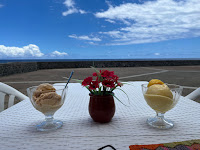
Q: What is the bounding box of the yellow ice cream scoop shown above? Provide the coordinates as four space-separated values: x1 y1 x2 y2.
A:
148 79 164 87
146 84 173 99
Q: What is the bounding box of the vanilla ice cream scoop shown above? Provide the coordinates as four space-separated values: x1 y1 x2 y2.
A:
146 84 173 99
34 92 61 106
33 83 56 98
33 83 61 107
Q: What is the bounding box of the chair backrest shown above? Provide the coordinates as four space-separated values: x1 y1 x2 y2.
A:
0 82 28 112
185 87 200 100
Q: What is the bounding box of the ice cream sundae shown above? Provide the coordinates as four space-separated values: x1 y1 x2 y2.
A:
32 83 62 114
144 79 173 113
142 79 183 129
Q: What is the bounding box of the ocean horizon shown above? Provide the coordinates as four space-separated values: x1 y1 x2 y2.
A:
0 58 200 64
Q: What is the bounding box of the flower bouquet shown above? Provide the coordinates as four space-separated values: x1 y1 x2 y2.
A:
82 69 123 94
82 68 127 123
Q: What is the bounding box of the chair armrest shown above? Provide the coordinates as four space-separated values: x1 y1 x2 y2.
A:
185 88 200 100
0 82 28 100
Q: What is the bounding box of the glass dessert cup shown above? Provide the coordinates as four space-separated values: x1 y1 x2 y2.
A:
27 85 67 131
141 83 183 129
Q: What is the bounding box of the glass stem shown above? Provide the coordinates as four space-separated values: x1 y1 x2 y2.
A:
45 115 54 124
156 112 165 120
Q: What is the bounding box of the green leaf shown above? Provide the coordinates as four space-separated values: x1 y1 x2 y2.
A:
98 86 102 94
116 88 130 105
90 66 103 82
90 66 100 74
121 82 135 86
85 86 93 94
93 91 98 95
109 93 128 107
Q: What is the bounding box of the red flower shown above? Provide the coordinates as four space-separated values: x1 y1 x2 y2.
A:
101 70 114 78
112 75 119 82
82 69 123 96
89 80 99 90
93 72 97 76
82 77 93 86
102 79 115 88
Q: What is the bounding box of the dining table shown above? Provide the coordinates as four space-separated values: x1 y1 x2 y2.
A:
0 81 200 150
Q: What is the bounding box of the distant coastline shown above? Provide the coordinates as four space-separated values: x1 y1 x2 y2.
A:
1 58 200 64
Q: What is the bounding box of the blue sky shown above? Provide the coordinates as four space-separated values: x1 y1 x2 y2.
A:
0 0 200 59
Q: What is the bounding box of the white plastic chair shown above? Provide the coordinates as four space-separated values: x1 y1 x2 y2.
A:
0 82 28 112
185 87 200 100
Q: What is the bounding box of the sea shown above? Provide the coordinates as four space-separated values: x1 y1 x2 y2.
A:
0 58 200 64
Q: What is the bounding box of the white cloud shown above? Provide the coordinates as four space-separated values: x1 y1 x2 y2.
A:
62 8 78 16
69 34 101 41
0 44 69 58
79 9 86 14
0 44 44 57
94 0 200 45
63 0 74 7
62 0 86 16
50 51 68 57
0 4 4 8
87 41 99 45
105 19 116 24
154 53 160 56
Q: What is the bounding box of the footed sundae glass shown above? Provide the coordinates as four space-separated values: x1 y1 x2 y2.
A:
141 83 183 129
27 85 67 131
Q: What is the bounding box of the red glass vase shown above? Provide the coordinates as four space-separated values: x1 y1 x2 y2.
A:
89 93 115 123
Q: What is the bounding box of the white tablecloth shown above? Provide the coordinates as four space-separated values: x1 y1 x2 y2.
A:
0 82 200 150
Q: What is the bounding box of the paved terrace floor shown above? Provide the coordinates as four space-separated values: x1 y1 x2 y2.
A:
0 66 200 108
